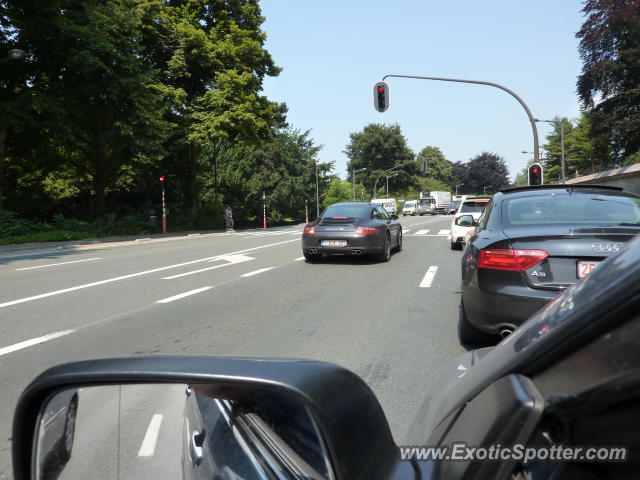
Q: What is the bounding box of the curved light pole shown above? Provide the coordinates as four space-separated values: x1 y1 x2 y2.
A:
454 183 464 195
483 185 492 195
385 173 398 197
382 74 540 164
373 162 413 199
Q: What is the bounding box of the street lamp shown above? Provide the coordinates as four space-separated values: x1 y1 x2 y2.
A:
536 118 565 183
373 162 413 198
483 185 492 195
454 183 464 195
352 167 366 200
385 173 398 197
0 49 26 65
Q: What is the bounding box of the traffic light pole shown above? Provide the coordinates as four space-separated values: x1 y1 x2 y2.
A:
373 162 411 199
382 74 540 164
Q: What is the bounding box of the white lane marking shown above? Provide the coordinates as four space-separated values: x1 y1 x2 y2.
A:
138 414 163 456
0 330 74 357
157 287 212 304
241 267 274 277
402 229 411 234
163 255 255 280
0 238 298 309
405 234 451 237
14 257 101 271
419 266 439 288
294 257 305 261
438 229 451 235
415 229 430 235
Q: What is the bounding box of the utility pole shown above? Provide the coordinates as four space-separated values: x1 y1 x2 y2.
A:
315 162 320 217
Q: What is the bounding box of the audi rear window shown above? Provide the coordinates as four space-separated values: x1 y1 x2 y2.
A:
322 205 371 218
504 194 640 226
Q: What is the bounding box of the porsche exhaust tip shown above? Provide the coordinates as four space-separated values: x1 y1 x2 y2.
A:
308 248 318 254
351 249 363 255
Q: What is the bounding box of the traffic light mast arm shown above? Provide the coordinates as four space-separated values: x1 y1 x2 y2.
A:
381 74 540 164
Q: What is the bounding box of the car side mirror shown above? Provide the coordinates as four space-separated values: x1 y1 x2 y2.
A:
456 215 474 227
13 357 415 480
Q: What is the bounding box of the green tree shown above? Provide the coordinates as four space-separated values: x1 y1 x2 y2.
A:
139 0 284 226
577 0 640 165
344 123 416 197
460 152 510 194
322 178 365 206
6 0 168 218
416 146 453 185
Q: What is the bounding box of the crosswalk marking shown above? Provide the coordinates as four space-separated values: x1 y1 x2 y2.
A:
438 229 451 235
415 229 430 235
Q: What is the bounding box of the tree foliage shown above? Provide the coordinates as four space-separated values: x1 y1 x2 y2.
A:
577 0 640 164
344 123 417 198
454 153 510 195
416 146 453 185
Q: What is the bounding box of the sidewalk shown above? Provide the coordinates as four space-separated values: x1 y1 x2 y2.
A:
0 223 306 258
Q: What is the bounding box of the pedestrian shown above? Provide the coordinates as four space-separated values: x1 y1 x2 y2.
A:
224 205 234 231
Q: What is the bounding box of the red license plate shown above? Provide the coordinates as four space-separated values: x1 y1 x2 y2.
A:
577 260 600 278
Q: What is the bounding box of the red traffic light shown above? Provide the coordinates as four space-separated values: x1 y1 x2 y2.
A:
377 86 384 93
159 176 165 183
532 167 539 174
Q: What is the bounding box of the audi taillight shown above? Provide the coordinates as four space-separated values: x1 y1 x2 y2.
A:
355 226 378 234
478 249 548 271
303 226 316 234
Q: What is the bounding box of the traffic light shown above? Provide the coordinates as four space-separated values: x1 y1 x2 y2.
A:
159 176 165 183
528 163 543 185
373 81 389 112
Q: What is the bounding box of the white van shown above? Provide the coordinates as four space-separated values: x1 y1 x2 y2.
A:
402 200 418 216
371 198 398 216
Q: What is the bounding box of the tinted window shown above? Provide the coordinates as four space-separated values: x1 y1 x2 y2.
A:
375 207 390 219
460 201 488 213
322 205 371 218
476 199 494 231
503 193 640 225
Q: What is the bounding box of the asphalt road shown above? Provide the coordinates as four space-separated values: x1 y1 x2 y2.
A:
0 214 465 479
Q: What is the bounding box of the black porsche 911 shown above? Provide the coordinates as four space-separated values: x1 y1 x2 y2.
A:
460 184 640 347
301 202 402 262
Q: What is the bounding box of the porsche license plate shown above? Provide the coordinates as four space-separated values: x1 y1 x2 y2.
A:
577 260 600 278
321 240 347 247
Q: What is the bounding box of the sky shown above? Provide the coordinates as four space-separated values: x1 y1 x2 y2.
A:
259 0 586 181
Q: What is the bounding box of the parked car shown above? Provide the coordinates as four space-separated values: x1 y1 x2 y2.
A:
459 185 640 346
450 197 490 250
301 202 402 262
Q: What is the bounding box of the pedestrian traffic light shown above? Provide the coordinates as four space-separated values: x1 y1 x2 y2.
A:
373 81 389 112
159 176 165 183
528 163 543 185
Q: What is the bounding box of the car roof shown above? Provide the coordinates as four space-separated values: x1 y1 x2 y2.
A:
462 197 491 202
500 184 624 195
329 202 375 207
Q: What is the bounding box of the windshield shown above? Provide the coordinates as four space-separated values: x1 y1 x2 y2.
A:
460 201 488 213
504 193 640 226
